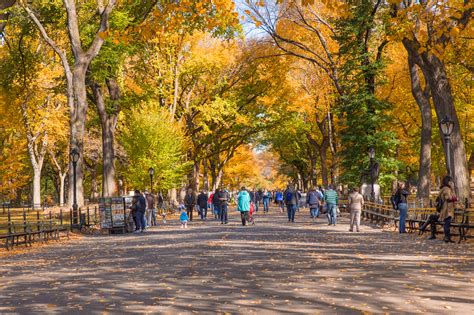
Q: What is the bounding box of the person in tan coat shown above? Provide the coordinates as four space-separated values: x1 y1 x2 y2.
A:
348 187 364 232
419 175 457 242
438 176 457 242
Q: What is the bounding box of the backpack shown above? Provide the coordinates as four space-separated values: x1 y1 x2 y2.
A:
435 196 444 213
307 191 320 206
285 191 293 203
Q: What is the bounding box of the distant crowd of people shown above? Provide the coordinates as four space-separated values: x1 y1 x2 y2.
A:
127 174 459 243
127 183 361 230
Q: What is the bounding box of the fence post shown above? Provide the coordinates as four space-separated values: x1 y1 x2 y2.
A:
87 207 90 226
23 209 27 234
37 211 40 233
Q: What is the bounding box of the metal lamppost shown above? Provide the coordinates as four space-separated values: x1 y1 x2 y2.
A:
368 147 376 201
70 148 80 227
439 115 454 176
148 167 155 192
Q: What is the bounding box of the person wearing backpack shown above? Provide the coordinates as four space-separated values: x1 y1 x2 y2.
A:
419 175 457 242
216 185 230 224
284 184 298 223
306 186 322 221
184 188 196 222
393 182 410 233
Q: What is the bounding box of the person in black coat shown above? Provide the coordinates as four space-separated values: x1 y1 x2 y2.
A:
197 190 208 220
184 188 196 221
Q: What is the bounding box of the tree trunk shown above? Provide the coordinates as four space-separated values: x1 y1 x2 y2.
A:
192 160 200 192
101 116 116 196
90 162 99 200
68 68 88 207
408 56 432 198
91 80 119 197
420 54 469 198
32 168 41 208
319 140 329 187
203 160 209 191
213 168 224 191
59 172 66 206
301 174 308 192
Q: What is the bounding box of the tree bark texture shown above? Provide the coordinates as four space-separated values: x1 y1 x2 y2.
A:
91 80 119 197
408 56 432 198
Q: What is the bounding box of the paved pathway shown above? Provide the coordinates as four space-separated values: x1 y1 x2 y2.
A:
1 208 473 314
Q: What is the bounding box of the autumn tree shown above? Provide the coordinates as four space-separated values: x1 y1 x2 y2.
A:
0 10 68 207
19 0 117 207
389 0 472 198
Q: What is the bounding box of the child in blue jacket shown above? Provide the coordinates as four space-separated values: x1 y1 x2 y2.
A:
180 209 189 228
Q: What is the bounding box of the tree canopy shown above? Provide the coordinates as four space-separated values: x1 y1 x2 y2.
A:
0 0 472 205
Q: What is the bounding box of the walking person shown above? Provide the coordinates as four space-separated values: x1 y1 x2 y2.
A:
145 190 156 227
324 185 338 226
184 188 196 222
212 189 221 220
253 189 260 212
217 185 230 224
180 209 189 229
275 190 284 212
393 182 409 233
419 175 457 242
306 186 322 221
237 187 251 226
284 184 298 223
157 192 165 222
348 187 364 232
197 190 208 220
129 195 139 232
262 189 271 214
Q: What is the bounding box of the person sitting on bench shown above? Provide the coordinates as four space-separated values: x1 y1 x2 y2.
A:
420 175 457 243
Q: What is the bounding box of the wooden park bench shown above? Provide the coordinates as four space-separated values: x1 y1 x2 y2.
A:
0 209 70 250
361 201 397 226
364 199 473 243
